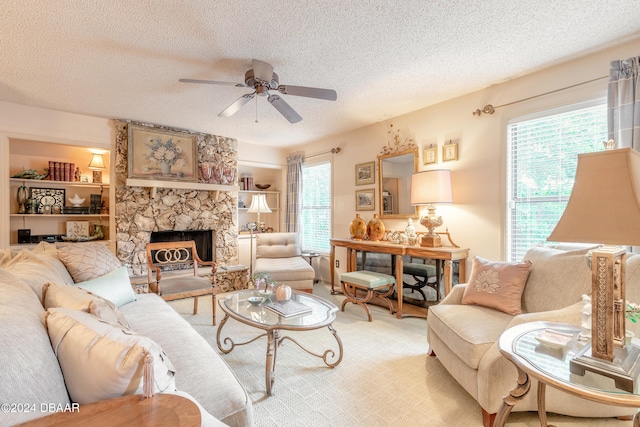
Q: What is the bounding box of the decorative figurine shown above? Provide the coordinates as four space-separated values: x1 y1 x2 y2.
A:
579 294 592 342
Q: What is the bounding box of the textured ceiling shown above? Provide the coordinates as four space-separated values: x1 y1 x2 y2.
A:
1 1 639 147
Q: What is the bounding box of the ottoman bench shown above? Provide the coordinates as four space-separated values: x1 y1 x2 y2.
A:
340 270 395 321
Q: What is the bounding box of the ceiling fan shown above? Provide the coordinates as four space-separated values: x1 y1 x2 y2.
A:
179 59 337 124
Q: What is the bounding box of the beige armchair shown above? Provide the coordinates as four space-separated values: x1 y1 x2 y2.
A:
254 232 315 293
427 244 640 427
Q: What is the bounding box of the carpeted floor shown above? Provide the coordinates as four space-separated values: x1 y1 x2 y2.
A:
168 283 630 427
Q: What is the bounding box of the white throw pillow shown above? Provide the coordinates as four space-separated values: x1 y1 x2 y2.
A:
75 266 137 307
42 282 130 329
45 308 176 404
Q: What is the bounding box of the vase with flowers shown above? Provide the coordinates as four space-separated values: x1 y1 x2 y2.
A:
253 272 276 301
146 136 186 175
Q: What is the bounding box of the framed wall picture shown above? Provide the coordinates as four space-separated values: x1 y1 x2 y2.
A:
355 161 375 185
356 189 375 211
443 143 459 162
423 146 438 164
128 124 198 182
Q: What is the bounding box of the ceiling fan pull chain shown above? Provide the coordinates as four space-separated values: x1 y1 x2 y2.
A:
255 96 259 123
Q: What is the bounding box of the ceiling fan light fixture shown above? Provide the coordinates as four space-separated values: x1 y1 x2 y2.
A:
256 85 270 96
180 59 335 123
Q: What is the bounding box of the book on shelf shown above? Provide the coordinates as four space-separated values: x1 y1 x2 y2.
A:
265 299 312 318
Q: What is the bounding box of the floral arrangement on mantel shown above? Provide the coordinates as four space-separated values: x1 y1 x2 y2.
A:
146 136 186 169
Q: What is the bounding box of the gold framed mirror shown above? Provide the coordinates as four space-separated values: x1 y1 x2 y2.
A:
377 148 419 219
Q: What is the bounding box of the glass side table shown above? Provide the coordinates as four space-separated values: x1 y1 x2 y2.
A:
495 321 640 427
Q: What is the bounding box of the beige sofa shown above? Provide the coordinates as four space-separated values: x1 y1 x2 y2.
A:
427 244 640 427
0 242 252 426
254 232 314 292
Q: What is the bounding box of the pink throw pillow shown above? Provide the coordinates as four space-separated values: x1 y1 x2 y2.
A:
461 256 532 315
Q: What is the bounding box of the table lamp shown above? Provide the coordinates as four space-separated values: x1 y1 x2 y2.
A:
547 146 640 391
247 194 271 277
247 194 271 232
88 153 106 183
410 169 453 247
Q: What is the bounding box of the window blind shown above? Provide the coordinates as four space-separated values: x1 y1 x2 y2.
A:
301 159 332 253
507 103 607 261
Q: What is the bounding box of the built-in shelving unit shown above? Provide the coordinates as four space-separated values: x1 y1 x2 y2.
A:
6 138 113 248
236 162 285 271
238 189 281 232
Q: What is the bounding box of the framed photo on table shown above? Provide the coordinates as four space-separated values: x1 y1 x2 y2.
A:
355 161 375 185
128 125 198 182
355 189 375 211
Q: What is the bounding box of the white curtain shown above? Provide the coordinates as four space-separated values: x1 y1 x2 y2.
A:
608 56 640 149
285 154 304 232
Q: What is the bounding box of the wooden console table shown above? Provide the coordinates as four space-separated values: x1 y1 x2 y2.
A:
329 238 469 318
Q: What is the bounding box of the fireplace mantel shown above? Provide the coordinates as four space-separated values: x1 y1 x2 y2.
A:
126 178 239 198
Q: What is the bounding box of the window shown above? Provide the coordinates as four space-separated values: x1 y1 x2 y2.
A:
300 159 332 253
507 102 607 261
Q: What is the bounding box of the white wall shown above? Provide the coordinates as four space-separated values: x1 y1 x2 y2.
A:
289 38 640 283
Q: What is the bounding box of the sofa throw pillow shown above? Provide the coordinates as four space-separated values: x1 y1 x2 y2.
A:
57 242 122 283
2 249 74 301
75 266 137 307
43 282 130 329
45 308 176 404
461 256 532 315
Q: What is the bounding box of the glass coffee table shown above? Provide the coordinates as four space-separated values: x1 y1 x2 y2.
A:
216 289 343 395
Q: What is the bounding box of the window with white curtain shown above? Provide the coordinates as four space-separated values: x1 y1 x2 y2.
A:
300 159 332 253
507 101 607 261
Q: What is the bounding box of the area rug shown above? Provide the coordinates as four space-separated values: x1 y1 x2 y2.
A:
169 283 629 427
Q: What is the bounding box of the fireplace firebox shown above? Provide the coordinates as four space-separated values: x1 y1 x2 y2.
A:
149 230 214 262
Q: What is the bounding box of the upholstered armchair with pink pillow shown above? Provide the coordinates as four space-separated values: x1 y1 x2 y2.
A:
427 244 640 427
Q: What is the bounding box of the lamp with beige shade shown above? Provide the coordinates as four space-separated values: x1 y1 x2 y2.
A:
247 194 272 277
547 146 640 391
410 169 453 247
88 153 106 183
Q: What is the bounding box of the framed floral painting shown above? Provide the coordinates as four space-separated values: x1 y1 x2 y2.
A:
128 125 198 182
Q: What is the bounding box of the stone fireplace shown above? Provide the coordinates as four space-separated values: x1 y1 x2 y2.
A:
113 120 238 276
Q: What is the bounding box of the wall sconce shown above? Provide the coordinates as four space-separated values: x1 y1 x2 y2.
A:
88 153 106 183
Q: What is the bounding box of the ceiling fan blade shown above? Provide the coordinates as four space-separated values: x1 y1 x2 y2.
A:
179 78 245 87
218 93 255 117
277 85 337 101
252 59 274 83
268 94 302 123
